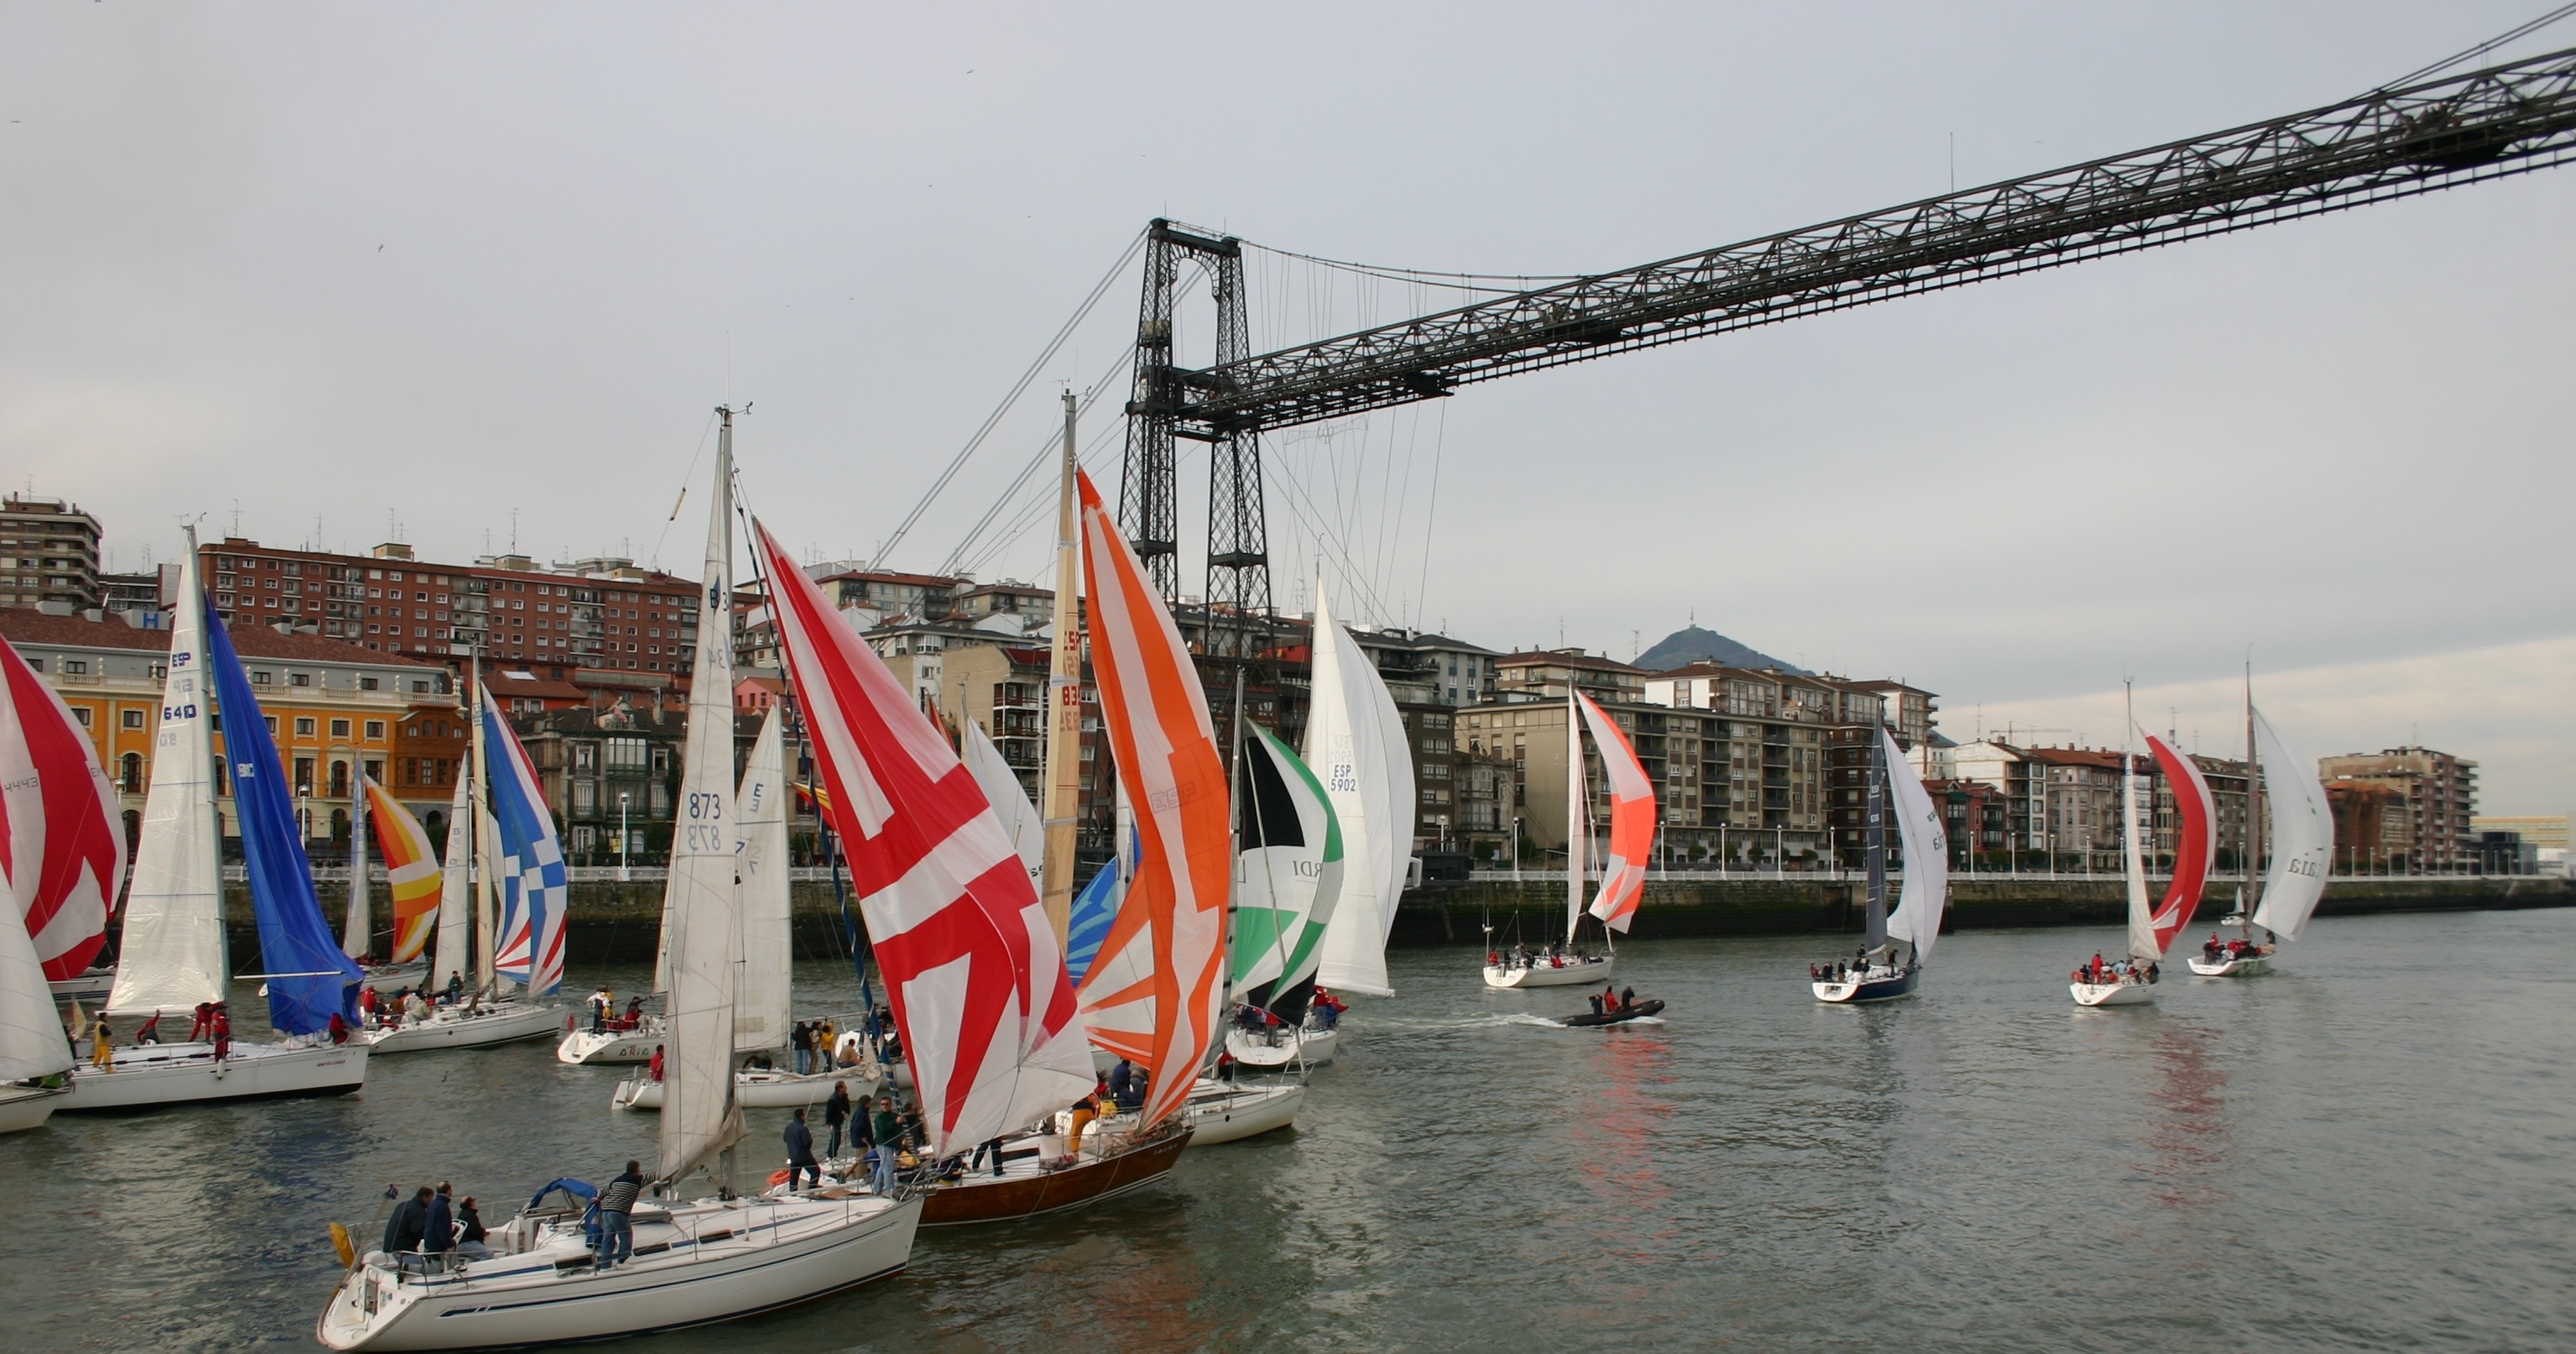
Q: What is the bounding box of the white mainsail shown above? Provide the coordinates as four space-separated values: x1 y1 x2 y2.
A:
733 704 791 1053
431 771 473 991
343 760 371 959
1880 725 1950 962
2122 742 2157 963
108 531 228 1017
659 410 745 1183
963 715 1043 894
2249 706 2333 942
1305 584 1413 997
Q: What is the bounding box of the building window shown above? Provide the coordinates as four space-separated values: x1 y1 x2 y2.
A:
71 706 92 727
252 671 273 685
364 720 384 740
331 719 352 738
295 717 316 737
122 708 144 729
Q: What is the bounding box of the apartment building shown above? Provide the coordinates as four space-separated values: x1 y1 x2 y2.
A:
2 494 105 609
2319 747 2479 870
201 538 468 661
463 552 701 679
1349 628 1499 708
2 605 460 845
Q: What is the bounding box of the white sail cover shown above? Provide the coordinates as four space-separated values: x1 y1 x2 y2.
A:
2250 706 2332 942
733 705 792 1052
1305 585 1413 996
109 536 228 1017
432 771 473 991
1879 726 1950 960
2122 750 2156 963
756 518 1094 1156
963 716 1043 896
658 421 745 1183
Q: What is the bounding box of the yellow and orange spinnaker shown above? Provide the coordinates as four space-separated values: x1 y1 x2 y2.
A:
363 776 442 963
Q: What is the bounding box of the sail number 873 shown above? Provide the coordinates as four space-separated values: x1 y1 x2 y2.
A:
683 792 726 851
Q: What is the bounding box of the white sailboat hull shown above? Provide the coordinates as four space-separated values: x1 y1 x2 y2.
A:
56 1039 368 1110
1184 1079 1302 1144
1225 1025 1337 1069
1483 955 1613 988
316 1191 921 1352
363 1002 562 1053
2070 980 2157 1007
613 1065 883 1111
2188 951 2272 977
0 1085 65 1133
556 1019 665 1065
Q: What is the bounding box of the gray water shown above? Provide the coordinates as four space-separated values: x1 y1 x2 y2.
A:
5 907 2571 1352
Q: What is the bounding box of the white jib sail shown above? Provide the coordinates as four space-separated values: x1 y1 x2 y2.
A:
963 715 1044 896
2122 748 2157 963
1879 725 1950 962
0 897 69 1080
2249 706 2333 942
1305 584 1413 997
343 761 371 958
431 771 473 992
109 531 228 1017
659 414 745 1183
1565 687 1587 945
733 705 792 1053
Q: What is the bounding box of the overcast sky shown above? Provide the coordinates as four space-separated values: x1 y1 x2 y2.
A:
4 3 2570 811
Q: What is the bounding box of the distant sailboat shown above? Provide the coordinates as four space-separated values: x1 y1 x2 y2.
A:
2192 692 2332 976
2 629 122 1005
65 533 370 1110
1308 583 1413 1001
2072 696 2209 1007
1224 726 1345 1070
344 769 429 995
1485 689 1643 989
359 762 562 1053
1812 725 1947 1002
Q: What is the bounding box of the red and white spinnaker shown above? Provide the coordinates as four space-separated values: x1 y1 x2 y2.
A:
2145 733 2214 958
0 635 123 981
755 522 1093 1156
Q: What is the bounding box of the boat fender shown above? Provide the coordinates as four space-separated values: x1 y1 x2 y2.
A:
331 1222 357 1268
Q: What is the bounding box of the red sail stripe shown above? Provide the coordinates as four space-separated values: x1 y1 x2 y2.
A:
2145 734 2215 958
0 636 123 979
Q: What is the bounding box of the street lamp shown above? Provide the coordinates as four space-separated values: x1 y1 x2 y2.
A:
617 792 631 883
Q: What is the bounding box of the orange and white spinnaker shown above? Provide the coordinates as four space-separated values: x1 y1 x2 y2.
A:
1576 691 1655 933
363 776 442 964
1071 470 1230 1132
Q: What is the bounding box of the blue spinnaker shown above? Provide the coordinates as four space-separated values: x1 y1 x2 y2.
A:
203 599 363 1034
1064 818 1136 987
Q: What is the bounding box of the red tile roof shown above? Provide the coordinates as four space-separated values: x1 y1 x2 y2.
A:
0 607 443 668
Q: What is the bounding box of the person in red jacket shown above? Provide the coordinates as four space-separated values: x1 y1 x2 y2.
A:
648 1044 666 1082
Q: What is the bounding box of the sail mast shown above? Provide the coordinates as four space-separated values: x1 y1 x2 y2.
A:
1565 685 1585 948
2123 681 2156 962
470 655 499 996
2242 656 2265 937
344 761 371 959
1039 391 1084 944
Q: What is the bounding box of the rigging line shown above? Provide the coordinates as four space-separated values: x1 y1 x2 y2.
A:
2382 3 2576 90
1264 450 1398 626
936 343 1138 575
954 414 1126 578
645 410 721 572
1413 400 1446 635
1241 239 1585 291
871 227 1147 570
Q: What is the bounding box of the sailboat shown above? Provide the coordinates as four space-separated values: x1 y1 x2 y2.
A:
359 760 562 1052
2191 694 2332 976
64 531 370 1110
2072 705 2212 1007
2 632 122 1006
1485 688 1643 988
1224 725 1345 1070
614 706 879 1109
752 484 1163 1226
319 410 920 1353
1 632 104 1131
342 766 429 995
1308 583 1413 1003
1813 725 1949 1002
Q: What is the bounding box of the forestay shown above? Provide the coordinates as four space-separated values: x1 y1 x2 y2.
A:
1305 584 1412 996
1071 469 1230 1131
734 706 792 1053
1879 726 1950 960
109 536 225 1017
756 519 1092 1157
2249 706 2333 942
1232 726 1343 1023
